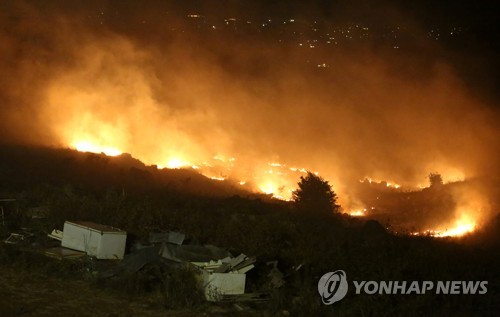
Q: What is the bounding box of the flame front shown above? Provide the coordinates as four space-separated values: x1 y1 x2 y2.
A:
412 214 477 238
432 221 476 237
72 141 122 157
67 136 484 239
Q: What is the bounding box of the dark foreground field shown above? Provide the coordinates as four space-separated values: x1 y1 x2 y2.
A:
0 265 200 317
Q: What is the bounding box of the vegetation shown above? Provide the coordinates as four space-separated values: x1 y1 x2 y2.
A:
292 172 340 216
0 145 498 316
428 172 444 187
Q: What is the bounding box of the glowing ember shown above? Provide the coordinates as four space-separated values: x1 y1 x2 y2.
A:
209 176 226 181
348 209 366 217
72 141 122 156
386 182 401 189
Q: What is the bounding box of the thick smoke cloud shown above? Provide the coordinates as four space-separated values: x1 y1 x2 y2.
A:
0 1 498 208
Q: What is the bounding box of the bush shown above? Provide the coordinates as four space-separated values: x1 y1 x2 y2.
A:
292 172 340 216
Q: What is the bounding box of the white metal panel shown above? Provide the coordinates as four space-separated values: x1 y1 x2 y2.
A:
202 271 246 301
98 231 127 259
61 221 126 259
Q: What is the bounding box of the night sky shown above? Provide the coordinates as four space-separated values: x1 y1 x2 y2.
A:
3 0 497 100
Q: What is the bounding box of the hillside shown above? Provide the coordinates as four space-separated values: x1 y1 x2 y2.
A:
0 144 499 316
0 144 258 198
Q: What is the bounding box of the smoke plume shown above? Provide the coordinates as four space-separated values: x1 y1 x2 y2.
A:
1 1 498 208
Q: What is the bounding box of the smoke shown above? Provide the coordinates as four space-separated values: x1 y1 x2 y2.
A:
0 1 498 207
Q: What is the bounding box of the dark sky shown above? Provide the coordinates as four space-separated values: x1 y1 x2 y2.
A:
1 0 498 87
16 0 498 23
171 0 498 25
17 0 495 99
16 1 497 49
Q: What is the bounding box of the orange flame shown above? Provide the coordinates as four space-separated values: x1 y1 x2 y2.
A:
72 141 122 157
412 215 477 238
348 209 366 217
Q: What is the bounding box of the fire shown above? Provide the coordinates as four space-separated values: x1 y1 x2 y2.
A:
31 30 494 244
432 221 476 237
72 141 122 157
69 140 484 239
161 158 192 169
49 56 366 202
386 182 401 189
412 217 476 238
250 162 311 199
70 136 299 199
348 209 366 217
209 176 226 181
360 177 401 189
259 182 279 195
416 193 486 238
258 180 293 200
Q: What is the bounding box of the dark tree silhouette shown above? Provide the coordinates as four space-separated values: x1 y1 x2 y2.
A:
428 172 443 187
292 172 340 215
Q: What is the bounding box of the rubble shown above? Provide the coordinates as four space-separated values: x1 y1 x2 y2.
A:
191 253 256 274
100 237 260 302
189 254 256 301
148 231 185 245
201 270 247 301
266 261 285 289
3 231 34 244
218 293 270 302
159 243 231 263
47 229 63 241
4 233 26 244
101 245 163 277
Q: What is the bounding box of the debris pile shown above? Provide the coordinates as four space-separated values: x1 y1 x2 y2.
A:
3 216 282 303
98 229 261 301
190 253 256 301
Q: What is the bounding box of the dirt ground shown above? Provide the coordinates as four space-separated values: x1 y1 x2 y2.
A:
0 265 261 317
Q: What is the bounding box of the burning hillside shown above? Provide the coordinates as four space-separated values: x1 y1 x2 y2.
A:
346 177 496 238
0 1 498 237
